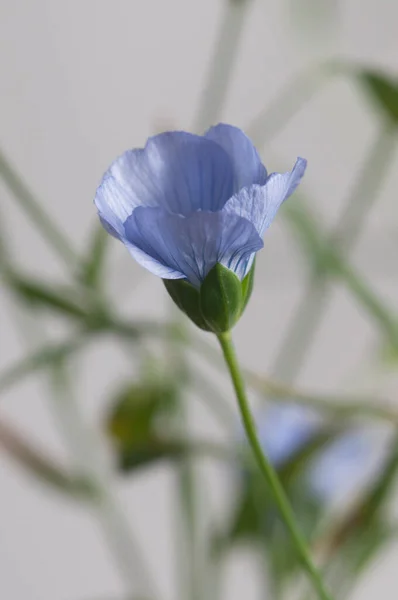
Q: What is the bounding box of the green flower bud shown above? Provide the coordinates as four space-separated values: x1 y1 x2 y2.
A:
199 264 242 333
163 261 255 334
163 278 213 331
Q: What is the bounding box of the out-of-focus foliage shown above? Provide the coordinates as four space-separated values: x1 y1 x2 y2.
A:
106 368 179 471
359 70 398 125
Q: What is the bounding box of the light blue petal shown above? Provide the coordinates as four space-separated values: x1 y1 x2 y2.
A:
308 431 383 504
95 177 185 278
123 241 186 280
124 207 263 287
223 157 307 237
258 404 321 467
205 123 268 191
95 174 129 239
94 132 235 225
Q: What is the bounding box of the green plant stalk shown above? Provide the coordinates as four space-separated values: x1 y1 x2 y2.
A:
284 200 398 350
50 362 157 598
4 318 398 428
177 454 201 600
193 0 252 132
217 331 333 600
0 148 78 269
0 255 156 599
246 64 329 146
5 319 398 429
273 125 397 382
169 318 202 600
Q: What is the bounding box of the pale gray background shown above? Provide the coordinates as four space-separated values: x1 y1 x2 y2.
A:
1 1 398 599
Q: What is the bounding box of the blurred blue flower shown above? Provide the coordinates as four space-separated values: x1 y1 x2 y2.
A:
258 404 386 505
257 403 321 467
308 430 382 504
95 124 306 287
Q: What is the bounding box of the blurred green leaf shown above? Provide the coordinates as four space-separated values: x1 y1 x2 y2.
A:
284 201 398 351
356 435 398 524
80 224 109 289
246 369 398 426
246 65 330 146
310 436 398 599
190 335 398 427
81 597 153 600
106 377 178 470
118 440 180 471
117 439 220 472
359 70 398 124
309 517 391 600
287 0 339 48
0 147 78 268
107 381 177 444
6 271 88 320
272 125 396 386
107 376 235 471
0 335 87 396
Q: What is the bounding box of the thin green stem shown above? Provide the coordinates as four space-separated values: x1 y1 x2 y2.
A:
176 457 200 600
0 334 88 396
217 331 333 600
0 148 78 269
1 272 157 598
193 0 252 132
50 362 158 598
170 323 201 600
272 125 397 382
4 320 398 428
283 200 398 351
246 64 329 146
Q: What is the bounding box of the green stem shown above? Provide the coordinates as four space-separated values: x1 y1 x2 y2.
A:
50 362 157 598
193 0 251 132
217 331 333 600
0 147 78 269
1 285 156 596
246 64 329 146
171 331 201 600
273 125 397 382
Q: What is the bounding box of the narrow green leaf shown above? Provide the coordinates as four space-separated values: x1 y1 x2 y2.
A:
6 272 88 319
284 202 398 350
107 381 176 446
106 378 180 471
80 224 109 289
0 147 78 268
359 70 398 124
278 427 338 484
0 336 87 396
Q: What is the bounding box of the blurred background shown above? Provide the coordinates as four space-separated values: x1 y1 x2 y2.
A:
1 1 398 599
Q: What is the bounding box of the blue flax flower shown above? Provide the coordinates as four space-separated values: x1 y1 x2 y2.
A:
258 404 387 505
95 124 306 288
